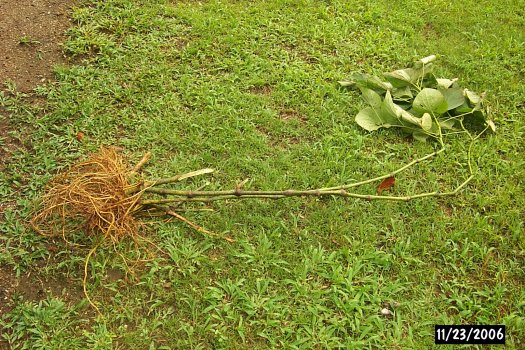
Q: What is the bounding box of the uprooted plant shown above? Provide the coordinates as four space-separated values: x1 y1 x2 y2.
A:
31 55 494 313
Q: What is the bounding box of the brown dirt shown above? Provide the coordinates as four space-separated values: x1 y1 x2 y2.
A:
0 0 77 92
0 263 84 315
0 262 86 349
0 1 79 348
279 108 307 123
422 22 437 39
248 84 273 96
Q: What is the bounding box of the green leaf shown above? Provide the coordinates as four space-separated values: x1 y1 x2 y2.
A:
399 109 422 126
487 120 496 132
384 69 412 88
338 80 353 87
436 78 457 89
412 130 430 142
413 55 437 71
441 87 465 110
464 89 481 104
383 99 422 127
391 86 413 101
380 91 404 125
355 107 392 131
381 90 398 117
421 74 438 89
464 89 484 112
454 101 472 114
413 88 448 114
384 67 427 88
418 55 437 65
421 113 432 131
349 72 393 92
360 88 382 109
438 118 456 130
396 101 412 110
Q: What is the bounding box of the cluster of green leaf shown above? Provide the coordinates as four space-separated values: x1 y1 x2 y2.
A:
341 55 495 142
0 297 87 349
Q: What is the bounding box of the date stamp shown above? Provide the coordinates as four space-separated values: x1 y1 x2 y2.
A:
435 325 505 345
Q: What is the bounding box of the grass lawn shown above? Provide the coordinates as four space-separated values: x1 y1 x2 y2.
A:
1 0 524 348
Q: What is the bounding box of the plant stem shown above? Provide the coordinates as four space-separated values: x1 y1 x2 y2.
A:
139 175 473 205
319 147 445 191
126 168 215 195
131 152 152 174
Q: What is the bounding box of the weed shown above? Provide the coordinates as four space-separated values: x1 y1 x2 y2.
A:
18 35 40 46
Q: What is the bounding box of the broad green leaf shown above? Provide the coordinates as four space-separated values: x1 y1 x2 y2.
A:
454 101 472 114
419 55 437 65
349 73 393 92
380 91 403 124
384 69 411 88
406 108 423 117
429 121 441 134
355 107 392 131
413 88 448 114
441 87 465 110
388 69 412 81
465 89 484 112
421 113 432 131
412 130 430 142
413 55 436 71
414 62 434 73
360 88 382 109
436 78 457 89
385 68 426 88
392 86 413 101
438 118 456 130
338 80 353 87
399 109 422 126
396 101 412 110
464 89 481 104
421 74 438 89
487 120 496 132
472 102 483 112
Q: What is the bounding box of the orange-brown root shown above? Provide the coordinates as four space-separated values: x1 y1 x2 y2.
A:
31 147 143 242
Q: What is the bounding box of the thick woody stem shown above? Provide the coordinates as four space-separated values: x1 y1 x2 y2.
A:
138 174 473 205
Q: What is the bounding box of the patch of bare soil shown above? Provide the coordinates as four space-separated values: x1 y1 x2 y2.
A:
0 0 77 92
0 0 78 187
279 108 307 123
0 1 78 347
0 264 84 315
0 263 87 348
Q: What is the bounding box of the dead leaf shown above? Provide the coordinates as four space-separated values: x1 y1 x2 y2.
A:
377 176 395 194
76 131 85 141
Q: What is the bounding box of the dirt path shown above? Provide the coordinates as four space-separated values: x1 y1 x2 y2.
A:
1 1 79 347
0 0 77 92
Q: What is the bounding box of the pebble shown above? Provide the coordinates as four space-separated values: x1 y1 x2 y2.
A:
381 308 393 316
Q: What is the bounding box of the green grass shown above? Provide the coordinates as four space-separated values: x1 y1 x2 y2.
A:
1 0 524 348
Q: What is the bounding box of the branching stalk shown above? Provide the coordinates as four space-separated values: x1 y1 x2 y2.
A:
137 174 474 206
319 147 445 191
